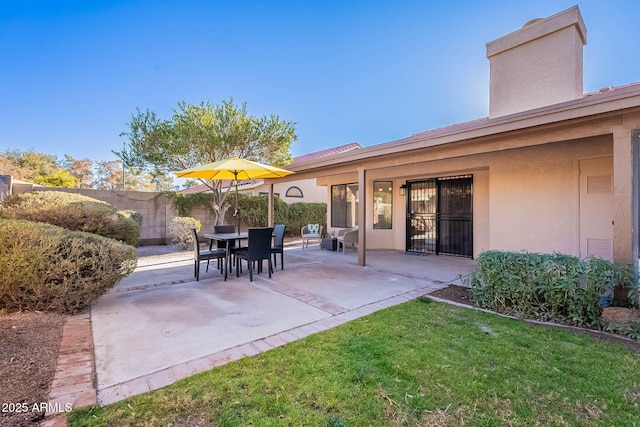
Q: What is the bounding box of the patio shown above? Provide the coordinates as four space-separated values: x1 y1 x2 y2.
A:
90 240 476 404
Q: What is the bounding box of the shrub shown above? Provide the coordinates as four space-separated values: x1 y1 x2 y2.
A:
467 250 615 327
168 216 201 249
222 194 326 236
286 202 327 236
0 191 140 245
225 194 287 228
231 194 269 227
0 219 137 314
120 209 143 227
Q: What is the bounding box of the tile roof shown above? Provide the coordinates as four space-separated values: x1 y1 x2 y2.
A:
179 183 210 194
289 142 362 165
583 81 640 97
392 81 640 145
404 82 640 142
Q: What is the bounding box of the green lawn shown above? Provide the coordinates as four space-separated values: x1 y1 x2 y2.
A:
69 299 640 426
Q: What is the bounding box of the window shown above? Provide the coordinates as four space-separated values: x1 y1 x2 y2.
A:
285 186 303 198
331 183 358 228
258 192 280 197
373 181 393 229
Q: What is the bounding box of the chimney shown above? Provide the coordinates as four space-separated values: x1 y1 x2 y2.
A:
486 6 587 118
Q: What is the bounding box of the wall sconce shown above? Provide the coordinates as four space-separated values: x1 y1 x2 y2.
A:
399 184 407 196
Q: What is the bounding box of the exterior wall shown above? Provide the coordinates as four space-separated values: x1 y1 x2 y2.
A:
489 136 611 254
0 175 11 201
11 181 42 195
36 188 178 245
252 178 327 204
364 157 491 258
487 6 586 117
319 134 612 259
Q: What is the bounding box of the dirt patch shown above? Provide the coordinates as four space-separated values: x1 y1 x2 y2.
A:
429 284 473 306
0 311 66 427
429 285 640 354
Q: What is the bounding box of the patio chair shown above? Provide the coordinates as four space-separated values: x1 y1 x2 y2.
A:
337 229 358 253
235 227 274 281
301 224 323 249
191 228 227 281
212 224 237 272
271 224 286 270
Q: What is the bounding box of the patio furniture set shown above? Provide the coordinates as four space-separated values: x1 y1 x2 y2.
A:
192 221 358 282
191 224 285 282
302 224 358 254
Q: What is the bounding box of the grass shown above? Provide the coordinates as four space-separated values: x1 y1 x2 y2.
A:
69 299 640 426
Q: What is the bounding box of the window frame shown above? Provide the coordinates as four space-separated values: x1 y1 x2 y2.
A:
373 180 393 229
331 183 359 228
285 186 304 198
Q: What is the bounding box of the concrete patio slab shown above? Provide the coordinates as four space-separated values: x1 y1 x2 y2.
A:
92 277 328 389
89 242 476 405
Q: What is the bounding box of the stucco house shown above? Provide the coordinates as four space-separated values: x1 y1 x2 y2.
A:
270 6 640 269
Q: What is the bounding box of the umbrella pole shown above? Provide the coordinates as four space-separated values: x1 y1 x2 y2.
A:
234 172 240 234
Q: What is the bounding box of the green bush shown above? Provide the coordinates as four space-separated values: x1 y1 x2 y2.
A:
467 250 615 327
0 191 140 245
230 194 270 227
171 192 215 216
286 202 327 236
222 194 326 236
168 216 201 249
225 194 287 228
0 219 137 314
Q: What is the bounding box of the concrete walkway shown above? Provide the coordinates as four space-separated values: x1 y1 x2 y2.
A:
46 239 476 422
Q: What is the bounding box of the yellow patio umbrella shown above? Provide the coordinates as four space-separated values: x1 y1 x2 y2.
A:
175 157 294 232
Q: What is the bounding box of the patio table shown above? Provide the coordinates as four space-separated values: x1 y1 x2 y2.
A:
203 232 248 280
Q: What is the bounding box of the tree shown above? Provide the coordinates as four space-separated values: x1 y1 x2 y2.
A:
119 99 297 224
182 179 200 190
1 149 79 188
33 169 80 188
91 160 123 190
147 170 176 192
61 155 94 189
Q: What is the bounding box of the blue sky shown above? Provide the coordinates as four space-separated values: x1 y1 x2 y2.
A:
1 0 639 163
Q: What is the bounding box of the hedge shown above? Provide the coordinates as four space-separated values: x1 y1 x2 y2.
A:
467 250 616 327
222 194 327 236
0 191 140 246
0 219 137 314
285 201 327 236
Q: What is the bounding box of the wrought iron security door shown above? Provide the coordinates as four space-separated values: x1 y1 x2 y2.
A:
406 176 473 257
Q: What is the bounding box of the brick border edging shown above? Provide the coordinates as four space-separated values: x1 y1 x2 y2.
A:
41 311 97 427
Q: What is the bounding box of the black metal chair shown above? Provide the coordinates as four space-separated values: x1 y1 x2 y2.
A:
235 227 274 281
211 224 236 272
271 224 286 270
191 228 227 281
